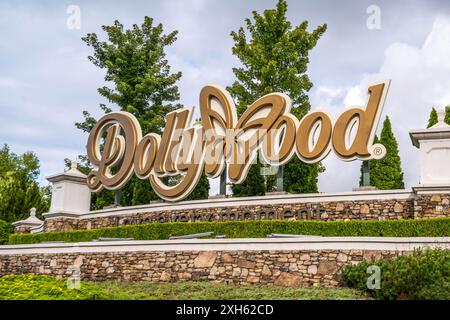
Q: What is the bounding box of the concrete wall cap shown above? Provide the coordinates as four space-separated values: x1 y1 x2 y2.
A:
1 237 449 254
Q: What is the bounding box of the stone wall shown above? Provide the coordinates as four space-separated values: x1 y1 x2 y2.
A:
43 198 414 232
38 190 450 233
13 226 32 234
414 193 450 218
0 249 406 287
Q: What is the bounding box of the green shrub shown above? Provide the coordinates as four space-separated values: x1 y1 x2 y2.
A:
8 218 450 245
0 274 108 300
342 250 450 300
0 220 12 245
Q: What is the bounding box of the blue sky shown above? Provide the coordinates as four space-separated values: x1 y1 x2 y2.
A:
1 0 450 194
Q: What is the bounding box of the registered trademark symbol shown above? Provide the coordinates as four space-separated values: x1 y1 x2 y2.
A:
374 146 382 156
370 144 386 159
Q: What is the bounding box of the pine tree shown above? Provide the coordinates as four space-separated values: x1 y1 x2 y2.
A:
367 117 405 190
76 17 209 207
427 107 438 128
446 106 450 124
427 106 450 128
228 0 327 196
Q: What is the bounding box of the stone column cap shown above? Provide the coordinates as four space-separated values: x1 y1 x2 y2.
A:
46 160 87 184
409 126 450 148
12 208 44 227
412 184 450 194
410 109 450 148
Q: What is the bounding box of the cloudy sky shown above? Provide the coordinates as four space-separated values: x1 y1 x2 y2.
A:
1 0 450 195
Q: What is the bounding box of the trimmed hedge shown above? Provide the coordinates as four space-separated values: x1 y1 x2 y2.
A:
0 220 13 245
7 218 450 244
342 250 450 300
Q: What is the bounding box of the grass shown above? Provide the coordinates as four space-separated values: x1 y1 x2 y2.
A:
0 274 108 300
94 281 370 300
0 274 369 300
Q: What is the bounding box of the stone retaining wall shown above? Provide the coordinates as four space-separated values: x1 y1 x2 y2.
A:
42 190 435 232
0 249 404 287
41 190 450 233
414 193 450 218
2 237 448 287
14 226 32 235
44 199 414 232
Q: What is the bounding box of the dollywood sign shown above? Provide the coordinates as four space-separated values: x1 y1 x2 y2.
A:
86 81 390 202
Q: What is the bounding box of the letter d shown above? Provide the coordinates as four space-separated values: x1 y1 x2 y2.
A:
332 81 390 160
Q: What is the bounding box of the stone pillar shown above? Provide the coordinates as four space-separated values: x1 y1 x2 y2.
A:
43 161 91 225
410 110 450 186
276 166 284 192
410 110 450 218
220 163 227 196
352 160 377 191
12 208 44 234
361 161 370 187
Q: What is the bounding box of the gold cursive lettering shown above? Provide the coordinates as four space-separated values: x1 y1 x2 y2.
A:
86 81 390 201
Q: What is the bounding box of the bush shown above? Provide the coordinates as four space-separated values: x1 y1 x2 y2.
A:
8 218 450 244
0 220 12 245
342 250 450 300
0 274 108 300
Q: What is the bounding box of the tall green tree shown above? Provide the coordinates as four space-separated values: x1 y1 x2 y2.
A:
427 108 438 128
228 0 327 196
427 106 450 128
76 17 209 208
0 144 50 222
360 116 404 190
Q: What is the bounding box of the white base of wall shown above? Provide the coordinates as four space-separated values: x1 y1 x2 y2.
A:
1 237 449 255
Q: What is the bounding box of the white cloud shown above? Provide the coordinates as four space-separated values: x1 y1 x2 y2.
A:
0 77 21 89
318 15 450 192
313 86 345 111
343 85 365 107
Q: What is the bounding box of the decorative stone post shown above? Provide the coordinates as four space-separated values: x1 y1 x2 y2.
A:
410 110 450 187
410 110 450 218
12 208 43 234
42 161 91 230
